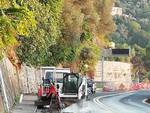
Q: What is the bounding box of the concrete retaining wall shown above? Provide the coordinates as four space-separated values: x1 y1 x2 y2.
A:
95 61 132 90
0 93 4 113
0 57 20 113
20 66 41 94
0 58 41 113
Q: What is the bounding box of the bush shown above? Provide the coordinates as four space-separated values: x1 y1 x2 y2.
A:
146 71 150 80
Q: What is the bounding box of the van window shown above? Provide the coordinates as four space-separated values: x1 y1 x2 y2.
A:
45 72 53 80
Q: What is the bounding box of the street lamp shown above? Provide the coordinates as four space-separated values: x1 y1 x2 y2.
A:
84 64 89 77
109 42 115 48
84 64 88 69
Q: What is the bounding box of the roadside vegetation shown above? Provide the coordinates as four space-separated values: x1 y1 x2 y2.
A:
109 0 150 81
0 0 115 75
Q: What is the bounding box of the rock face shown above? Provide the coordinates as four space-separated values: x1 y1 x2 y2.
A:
95 61 132 90
0 57 20 112
0 95 4 113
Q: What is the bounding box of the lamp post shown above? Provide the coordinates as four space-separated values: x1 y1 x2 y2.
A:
101 56 104 89
101 42 115 88
84 64 89 77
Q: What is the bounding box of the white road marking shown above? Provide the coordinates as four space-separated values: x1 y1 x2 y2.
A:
19 94 24 103
142 99 150 106
93 91 136 113
34 107 38 113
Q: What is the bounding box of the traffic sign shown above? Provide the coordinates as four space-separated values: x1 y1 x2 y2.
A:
102 49 130 57
112 49 129 56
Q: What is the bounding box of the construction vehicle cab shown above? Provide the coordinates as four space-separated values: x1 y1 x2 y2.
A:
60 73 87 103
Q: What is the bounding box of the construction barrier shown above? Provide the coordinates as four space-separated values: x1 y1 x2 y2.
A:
130 83 150 90
102 82 150 92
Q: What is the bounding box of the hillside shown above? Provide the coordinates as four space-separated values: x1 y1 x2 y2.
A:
110 0 150 81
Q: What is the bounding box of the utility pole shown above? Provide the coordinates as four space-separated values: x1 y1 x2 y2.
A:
100 48 129 90
101 56 104 89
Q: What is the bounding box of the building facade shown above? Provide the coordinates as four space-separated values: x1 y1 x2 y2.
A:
111 7 123 16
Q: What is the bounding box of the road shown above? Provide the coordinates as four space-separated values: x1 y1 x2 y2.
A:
62 90 150 113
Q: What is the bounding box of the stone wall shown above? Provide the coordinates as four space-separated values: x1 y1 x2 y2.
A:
0 57 42 113
20 66 41 94
0 57 20 113
0 93 4 113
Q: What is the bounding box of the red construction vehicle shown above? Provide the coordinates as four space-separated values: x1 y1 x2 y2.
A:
34 77 61 111
34 67 89 110
34 67 70 110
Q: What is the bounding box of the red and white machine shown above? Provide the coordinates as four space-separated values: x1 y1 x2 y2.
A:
35 67 89 109
34 67 70 110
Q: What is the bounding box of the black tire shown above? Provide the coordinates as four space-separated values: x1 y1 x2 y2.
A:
37 105 44 109
49 95 61 112
81 93 85 99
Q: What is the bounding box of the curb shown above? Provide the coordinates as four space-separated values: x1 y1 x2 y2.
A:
33 107 37 113
142 99 150 106
19 94 23 103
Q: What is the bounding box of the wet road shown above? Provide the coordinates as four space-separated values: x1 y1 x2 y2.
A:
61 90 150 113
100 90 150 113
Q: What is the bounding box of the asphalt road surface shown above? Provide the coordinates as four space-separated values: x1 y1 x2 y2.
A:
61 90 150 113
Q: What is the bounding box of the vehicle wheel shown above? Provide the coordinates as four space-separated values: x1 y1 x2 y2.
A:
49 95 61 112
37 105 44 109
86 95 90 101
93 91 96 94
81 93 85 99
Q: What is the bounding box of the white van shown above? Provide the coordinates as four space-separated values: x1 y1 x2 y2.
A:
40 67 70 96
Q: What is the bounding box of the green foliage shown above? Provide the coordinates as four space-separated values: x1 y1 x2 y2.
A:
0 15 17 47
110 0 150 80
76 41 100 74
60 0 115 72
146 41 150 58
45 42 76 66
17 0 115 72
97 0 116 35
143 41 150 71
129 21 141 32
146 71 150 80
0 0 116 74
0 0 36 60
0 0 11 8
134 44 146 57
16 0 64 66
81 22 93 42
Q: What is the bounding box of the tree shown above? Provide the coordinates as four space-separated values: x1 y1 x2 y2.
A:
60 0 115 73
146 71 150 81
0 0 36 60
15 0 115 74
128 21 141 32
143 41 150 71
77 41 100 74
16 0 64 66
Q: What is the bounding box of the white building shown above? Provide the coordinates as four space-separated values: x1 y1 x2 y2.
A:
111 7 123 16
